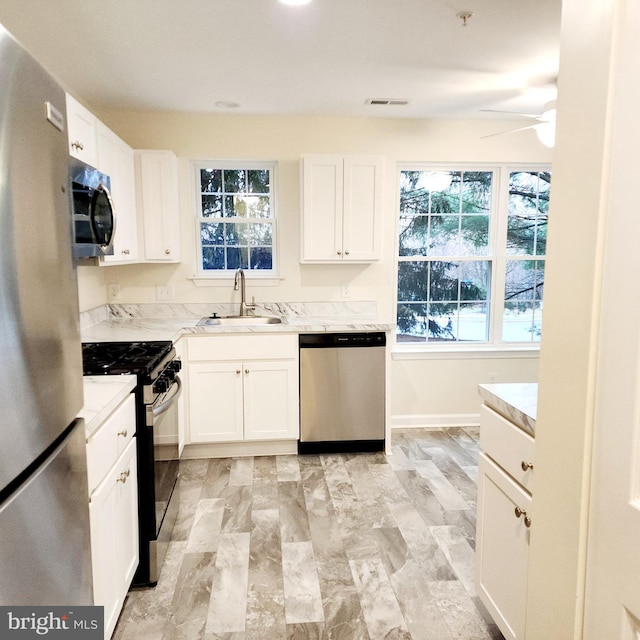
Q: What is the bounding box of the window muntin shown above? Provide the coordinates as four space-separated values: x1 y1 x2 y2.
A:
196 163 276 273
396 166 550 346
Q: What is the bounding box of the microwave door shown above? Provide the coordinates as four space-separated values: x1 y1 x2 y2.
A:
90 183 116 253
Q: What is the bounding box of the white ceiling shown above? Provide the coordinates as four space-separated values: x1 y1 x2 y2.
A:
0 0 561 119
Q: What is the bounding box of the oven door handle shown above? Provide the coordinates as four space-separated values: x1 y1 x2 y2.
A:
152 376 182 417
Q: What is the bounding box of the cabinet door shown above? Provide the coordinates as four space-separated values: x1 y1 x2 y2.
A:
342 156 383 261
188 362 244 442
135 150 181 262
89 438 138 640
243 360 299 440
98 124 139 265
65 93 98 166
476 453 531 640
301 155 344 261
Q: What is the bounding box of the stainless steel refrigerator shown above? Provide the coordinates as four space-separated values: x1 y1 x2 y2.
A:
0 24 93 605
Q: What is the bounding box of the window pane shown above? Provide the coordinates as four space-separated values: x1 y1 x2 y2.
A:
247 169 270 193
202 246 224 270
460 215 489 255
398 215 428 256
429 261 459 301
458 303 489 341
226 246 248 270
201 169 222 193
200 222 224 245
427 303 457 341
398 261 428 301
460 261 490 301
461 172 492 213
503 259 544 342
396 302 427 341
201 194 223 217
248 223 273 245
249 247 273 269
429 215 460 255
245 195 270 218
507 171 550 256
223 169 246 193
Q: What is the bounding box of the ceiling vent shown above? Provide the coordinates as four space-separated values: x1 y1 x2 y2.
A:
366 98 410 106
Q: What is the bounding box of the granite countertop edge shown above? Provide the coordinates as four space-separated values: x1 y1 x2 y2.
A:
478 382 538 437
80 375 137 438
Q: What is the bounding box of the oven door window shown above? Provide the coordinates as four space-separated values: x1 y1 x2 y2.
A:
150 381 180 536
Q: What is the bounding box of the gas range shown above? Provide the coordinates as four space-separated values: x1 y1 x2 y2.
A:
81 339 181 587
82 340 173 377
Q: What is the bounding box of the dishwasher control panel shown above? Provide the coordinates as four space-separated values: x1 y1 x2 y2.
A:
299 332 386 348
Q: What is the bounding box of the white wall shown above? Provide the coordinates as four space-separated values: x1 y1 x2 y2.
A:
82 111 550 421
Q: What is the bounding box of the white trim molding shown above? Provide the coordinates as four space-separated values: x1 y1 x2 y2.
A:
391 413 481 429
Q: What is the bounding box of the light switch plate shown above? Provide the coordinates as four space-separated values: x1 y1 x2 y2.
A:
156 285 173 301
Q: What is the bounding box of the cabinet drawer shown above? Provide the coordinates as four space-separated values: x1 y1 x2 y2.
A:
188 334 298 362
86 394 136 494
480 405 535 493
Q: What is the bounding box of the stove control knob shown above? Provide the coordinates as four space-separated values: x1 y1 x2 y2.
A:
154 378 170 394
169 359 182 373
164 369 176 382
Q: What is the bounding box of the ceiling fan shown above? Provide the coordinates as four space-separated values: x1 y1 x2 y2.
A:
481 101 557 147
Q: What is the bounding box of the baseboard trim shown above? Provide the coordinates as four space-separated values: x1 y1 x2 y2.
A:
391 413 480 429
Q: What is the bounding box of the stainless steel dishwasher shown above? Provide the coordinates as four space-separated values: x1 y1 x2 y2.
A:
298 332 386 454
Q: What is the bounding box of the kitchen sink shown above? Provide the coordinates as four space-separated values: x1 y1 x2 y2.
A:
197 315 283 326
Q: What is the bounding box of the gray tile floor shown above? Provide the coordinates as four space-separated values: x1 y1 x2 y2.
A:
113 428 504 640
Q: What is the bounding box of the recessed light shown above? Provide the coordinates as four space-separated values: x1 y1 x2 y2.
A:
215 101 240 109
279 0 313 5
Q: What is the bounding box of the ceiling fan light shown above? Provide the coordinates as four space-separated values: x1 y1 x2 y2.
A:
535 106 557 147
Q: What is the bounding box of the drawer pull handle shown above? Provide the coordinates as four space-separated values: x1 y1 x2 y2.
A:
117 429 128 438
521 460 534 471
71 141 84 151
116 469 130 484
514 506 532 528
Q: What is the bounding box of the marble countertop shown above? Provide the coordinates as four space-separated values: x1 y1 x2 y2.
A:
81 303 395 342
478 382 538 437
80 375 137 438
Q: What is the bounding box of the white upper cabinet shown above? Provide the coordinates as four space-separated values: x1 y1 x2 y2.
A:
96 123 139 265
135 150 181 263
301 154 384 263
66 93 99 166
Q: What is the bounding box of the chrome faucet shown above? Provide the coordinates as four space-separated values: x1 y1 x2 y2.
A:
233 268 256 316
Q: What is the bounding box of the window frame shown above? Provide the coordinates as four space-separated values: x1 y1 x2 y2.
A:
394 162 550 352
191 159 279 280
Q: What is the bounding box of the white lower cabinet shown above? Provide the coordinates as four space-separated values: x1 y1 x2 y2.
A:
187 334 299 443
476 405 535 640
86 394 138 640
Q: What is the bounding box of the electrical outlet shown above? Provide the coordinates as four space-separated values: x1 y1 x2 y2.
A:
156 285 173 301
341 281 352 298
107 283 121 301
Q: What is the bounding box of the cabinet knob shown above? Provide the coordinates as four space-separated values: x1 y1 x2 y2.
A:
345 250 350 255
236 369 241 375
245 369 250 375
117 429 128 438
521 460 534 471
116 469 130 484
165 249 171 255
71 141 84 151
514 506 532 527
337 250 342 255
122 249 130 255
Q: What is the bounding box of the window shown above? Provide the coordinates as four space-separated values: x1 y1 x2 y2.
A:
396 165 550 346
194 161 276 274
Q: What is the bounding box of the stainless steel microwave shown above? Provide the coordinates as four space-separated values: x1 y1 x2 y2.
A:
70 158 116 259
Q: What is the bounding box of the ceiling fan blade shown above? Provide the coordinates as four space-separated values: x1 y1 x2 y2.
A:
481 123 539 139
480 109 544 120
